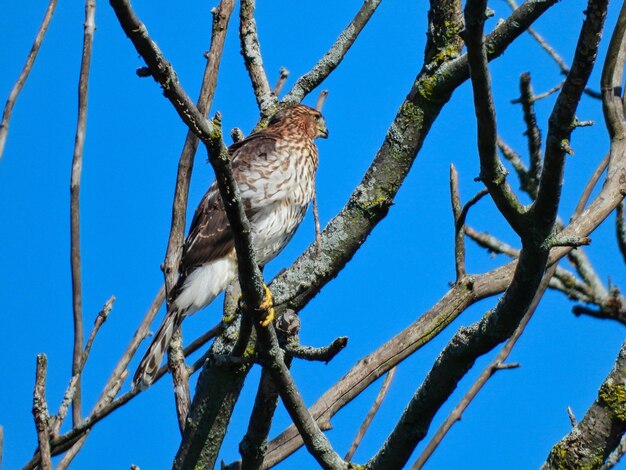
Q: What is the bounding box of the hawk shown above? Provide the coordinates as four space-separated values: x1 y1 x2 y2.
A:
134 105 328 388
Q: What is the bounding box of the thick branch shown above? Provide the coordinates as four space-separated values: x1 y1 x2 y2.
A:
465 0 528 235
413 266 555 469
238 362 291 470
269 0 560 314
533 0 609 232
33 354 52 470
239 0 275 115
543 340 626 468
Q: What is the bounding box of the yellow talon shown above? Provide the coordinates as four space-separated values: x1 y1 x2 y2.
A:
259 284 275 327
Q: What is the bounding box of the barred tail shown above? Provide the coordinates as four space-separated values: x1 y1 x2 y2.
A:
133 310 182 390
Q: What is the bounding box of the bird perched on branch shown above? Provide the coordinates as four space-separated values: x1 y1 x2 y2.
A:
134 104 328 388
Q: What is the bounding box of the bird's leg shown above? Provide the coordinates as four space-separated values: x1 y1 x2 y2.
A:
237 284 275 327
258 284 275 327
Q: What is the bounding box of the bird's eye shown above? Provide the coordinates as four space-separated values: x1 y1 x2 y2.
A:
314 114 321 121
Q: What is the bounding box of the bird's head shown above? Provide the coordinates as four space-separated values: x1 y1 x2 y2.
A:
268 105 329 140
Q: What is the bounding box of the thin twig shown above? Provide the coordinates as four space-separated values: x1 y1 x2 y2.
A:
450 164 465 280
571 154 610 220
616 200 626 263
344 367 396 461
285 337 348 363
283 0 383 104
0 425 3 470
24 287 166 469
33 354 52 470
26 322 221 466
69 0 96 428
0 0 58 160
272 67 290 97
567 406 577 427
316 90 329 112
519 72 542 193
532 81 564 102
102 285 164 399
54 296 115 436
412 265 556 469
504 0 601 99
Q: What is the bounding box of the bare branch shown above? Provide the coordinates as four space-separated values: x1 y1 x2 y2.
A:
232 311 301 470
543 340 626 468
32 354 52 470
600 0 626 143
231 127 245 143
283 0 383 104
573 287 626 326
22 286 165 470
465 0 529 235
571 153 609 220
0 0 58 160
497 136 533 193
255 327 349 469
450 165 465 280
169 329 191 434
344 367 396 461
285 336 348 363
316 90 329 112
450 164 489 281
54 296 115 436
518 73 542 194
238 364 291 470
567 406 578 427
272 67 290 97
239 0 275 115
533 0 610 231
503 0 569 72
69 0 96 427
601 434 626 469
22 320 219 469
413 266 555 469
617 200 626 263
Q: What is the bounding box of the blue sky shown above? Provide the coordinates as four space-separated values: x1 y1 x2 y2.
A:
1 0 624 469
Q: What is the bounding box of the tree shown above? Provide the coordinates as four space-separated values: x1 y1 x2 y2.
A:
1 0 625 468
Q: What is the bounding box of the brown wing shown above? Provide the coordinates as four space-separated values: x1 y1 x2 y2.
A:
180 185 233 276
179 131 280 276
